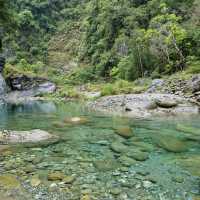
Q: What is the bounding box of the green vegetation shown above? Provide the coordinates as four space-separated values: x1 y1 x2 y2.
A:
1 0 200 98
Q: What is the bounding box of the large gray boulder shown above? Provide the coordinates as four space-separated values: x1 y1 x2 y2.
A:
0 129 58 145
186 74 200 93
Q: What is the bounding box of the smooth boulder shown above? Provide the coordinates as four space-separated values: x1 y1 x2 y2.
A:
114 126 133 138
0 129 57 144
155 99 178 108
156 134 188 153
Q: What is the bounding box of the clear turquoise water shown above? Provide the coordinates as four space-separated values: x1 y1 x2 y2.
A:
0 101 200 200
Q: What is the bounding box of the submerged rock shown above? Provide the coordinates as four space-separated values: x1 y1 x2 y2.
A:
110 188 122 195
110 141 129 153
176 124 200 135
63 176 75 184
114 126 133 138
30 175 41 187
94 159 119 171
130 141 154 152
126 150 149 161
64 117 89 125
52 121 66 128
177 155 200 176
156 134 188 153
81 194 91 200
119 155 137 166
0 174 21 189
48 171 65 181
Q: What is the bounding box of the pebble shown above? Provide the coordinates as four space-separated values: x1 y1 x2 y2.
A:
110 188 122 195
63 176 75 184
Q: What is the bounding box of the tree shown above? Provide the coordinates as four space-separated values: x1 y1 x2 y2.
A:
0 0 10 52
144 7 187 73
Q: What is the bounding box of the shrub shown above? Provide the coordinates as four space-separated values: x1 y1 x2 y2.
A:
101 83 116 96
69 66 97 84
186 56 200 74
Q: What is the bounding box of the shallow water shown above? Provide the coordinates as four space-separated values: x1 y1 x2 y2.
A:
0 101 200 200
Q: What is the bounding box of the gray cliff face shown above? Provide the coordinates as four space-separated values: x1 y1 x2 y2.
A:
0 56 7 103
0 74 7 103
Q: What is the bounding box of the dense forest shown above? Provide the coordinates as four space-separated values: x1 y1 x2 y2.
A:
1 0 200 83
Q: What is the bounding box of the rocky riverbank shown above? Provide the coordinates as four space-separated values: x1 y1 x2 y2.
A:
89 93 199 118
88 74 200 118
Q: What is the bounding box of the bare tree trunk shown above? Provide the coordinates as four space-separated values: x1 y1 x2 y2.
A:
171 33 185 71
136 44 144 77
0 38 2 53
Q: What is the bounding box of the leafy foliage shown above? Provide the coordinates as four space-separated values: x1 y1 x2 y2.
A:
1 0 200 83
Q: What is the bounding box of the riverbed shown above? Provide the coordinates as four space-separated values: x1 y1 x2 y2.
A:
0 101 200 200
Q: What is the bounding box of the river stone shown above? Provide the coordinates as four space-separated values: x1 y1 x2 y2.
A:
24 164 35 173
155 98 178 108
81 194 91 200
52 121 66 128
156 135 188 153
48 171 65 181
94 159 119 171
110 141 129 153
172 176 184 183
130 141 154 152
30 175 41 187
63 176 75 184
0 145 13 156
192 196 200 200
64 117 89 125
0 129 57 144
114 126 133 138
110 188 122 195
177 155 200 176
127 150 149 161
119 156 137 167
0 174 21 189
143 180 153 189
176 124 200 135
145 101 157 110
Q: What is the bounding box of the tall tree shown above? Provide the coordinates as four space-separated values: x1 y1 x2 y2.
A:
0 0 12 53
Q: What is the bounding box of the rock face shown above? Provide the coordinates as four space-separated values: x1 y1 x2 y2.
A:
7 75 48 91
186 75 200 93
6 75 56 104
0 56 5 73
89 93 199 118
0 74 7 97
0 129 57 144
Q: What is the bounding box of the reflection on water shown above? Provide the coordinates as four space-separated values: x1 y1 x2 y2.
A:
0 101 200 200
